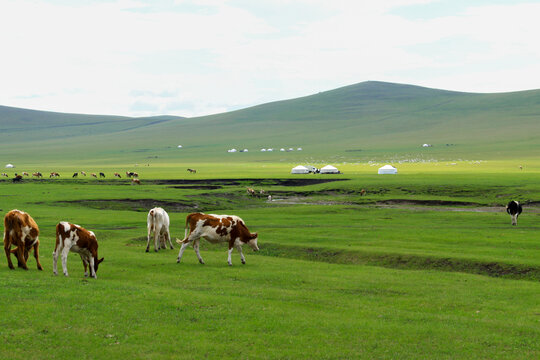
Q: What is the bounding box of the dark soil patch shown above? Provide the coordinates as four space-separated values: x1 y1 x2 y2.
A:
150 178 348 186
170 185 223 190
257 243 540 281
376 199 480 206
58 199 198 212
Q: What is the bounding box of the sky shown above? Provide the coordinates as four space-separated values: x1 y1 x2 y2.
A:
2 0 540 117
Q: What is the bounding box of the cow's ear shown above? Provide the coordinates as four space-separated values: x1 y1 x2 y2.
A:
253 232 258 238
98 257 104 264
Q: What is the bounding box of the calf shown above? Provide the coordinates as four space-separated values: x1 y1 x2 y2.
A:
53 222 104 278
146 207 173 252
3 209 43 270
506 201 523 226
176 212 259 266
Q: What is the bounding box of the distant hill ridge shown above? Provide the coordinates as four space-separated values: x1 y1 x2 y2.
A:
1 81 539 161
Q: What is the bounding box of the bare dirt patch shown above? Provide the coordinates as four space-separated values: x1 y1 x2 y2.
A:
58 199 198 212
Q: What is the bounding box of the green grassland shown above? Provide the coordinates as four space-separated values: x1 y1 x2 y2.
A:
0 162 539 359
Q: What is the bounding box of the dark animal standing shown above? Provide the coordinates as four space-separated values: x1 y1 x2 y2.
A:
3 209 43 270
187 168 197 174
12 174 23 182
72 172 78 178
506 201 523 226
99 172 105 178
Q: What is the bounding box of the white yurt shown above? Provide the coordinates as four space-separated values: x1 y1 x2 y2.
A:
378 165 398 174
320 165 339 174
177 145 183 148
261 148 266 152
291 165 309 174
5 164 14 168
228 148 237 153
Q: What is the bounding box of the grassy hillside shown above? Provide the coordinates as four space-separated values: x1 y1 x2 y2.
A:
1 81 540 165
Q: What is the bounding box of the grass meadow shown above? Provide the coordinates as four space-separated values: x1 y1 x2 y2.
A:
1 160 539 359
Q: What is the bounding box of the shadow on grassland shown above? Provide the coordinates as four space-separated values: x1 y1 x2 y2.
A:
256 243 540 281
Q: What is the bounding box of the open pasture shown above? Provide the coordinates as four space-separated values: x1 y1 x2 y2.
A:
1 162 539 359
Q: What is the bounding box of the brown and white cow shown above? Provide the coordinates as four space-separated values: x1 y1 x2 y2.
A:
146 207 173 252
49 172 60 178
176 213 259 266
1 173 8 177
114 172 121 178
3 209 43 270
32 172 42 178
131 178 140 185
53 222 104 278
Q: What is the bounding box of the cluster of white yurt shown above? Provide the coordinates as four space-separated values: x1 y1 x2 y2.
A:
291 164 341 174
378 165 398 174
5 164 15 168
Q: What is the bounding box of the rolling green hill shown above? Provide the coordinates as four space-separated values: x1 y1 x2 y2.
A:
1 81 539 164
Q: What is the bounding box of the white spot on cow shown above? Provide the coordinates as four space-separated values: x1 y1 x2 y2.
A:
61 221 71 233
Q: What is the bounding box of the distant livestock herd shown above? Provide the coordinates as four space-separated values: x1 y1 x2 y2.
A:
3 171 142 184
3 207 260 279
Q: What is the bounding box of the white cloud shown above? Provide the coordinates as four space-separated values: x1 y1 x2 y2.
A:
1 0 539 116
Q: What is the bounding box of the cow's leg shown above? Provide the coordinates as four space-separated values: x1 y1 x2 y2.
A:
15 244 28 270
33 241 43 270
227 246 234 266
154 226 160 252
61 247 70 276
193 239 205 264
511 214 518 226
145 225 153 252
80 254 89 277
4 240 15 270
236 245 246 265
89 257 96 278
176 241 191 263
52 245 61 275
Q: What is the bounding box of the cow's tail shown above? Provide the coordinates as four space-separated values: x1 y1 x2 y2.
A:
149 209 156 232
176 214 191 244
4 212 20 246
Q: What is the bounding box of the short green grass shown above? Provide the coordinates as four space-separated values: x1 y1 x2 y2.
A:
1 161 539 359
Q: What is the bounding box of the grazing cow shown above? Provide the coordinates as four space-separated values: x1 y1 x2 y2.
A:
131 178 140 185
176 212 259 266
246 187 256 196
2 173 8 177
91 173 97 178
506 201 523 226
32 172 42 178
3 209 43 270
259 189 265 195
146 208 173 252
99 172 105 178
12 174 23 182
80 171 87 176
22 172 29 176
114 172 121 178
72 172 78 178
126 171 138 178
267 195 273 202
49 172 60 178
360 189 366 196
53 222 104 278
187 168 197 174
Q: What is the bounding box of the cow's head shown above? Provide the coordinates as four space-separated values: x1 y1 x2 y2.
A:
94 257 104 273
248 232 259 251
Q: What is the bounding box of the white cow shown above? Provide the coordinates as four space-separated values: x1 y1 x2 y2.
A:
146 207 173 252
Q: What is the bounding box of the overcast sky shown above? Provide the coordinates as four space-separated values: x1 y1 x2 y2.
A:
2 0 540 117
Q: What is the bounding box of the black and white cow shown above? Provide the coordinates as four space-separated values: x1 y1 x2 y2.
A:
506 201 523 226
